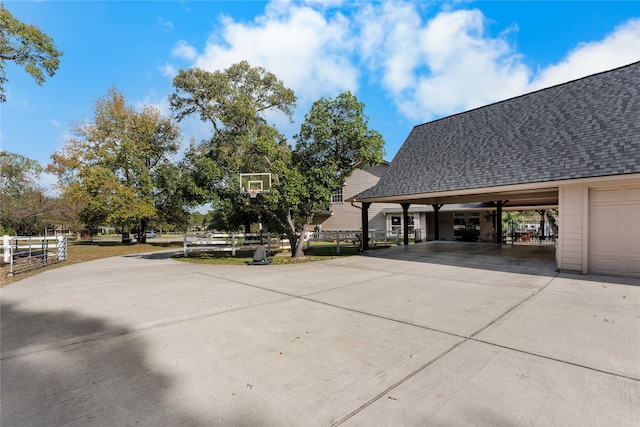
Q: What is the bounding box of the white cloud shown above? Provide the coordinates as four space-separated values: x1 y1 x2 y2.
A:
172 40 198 61
174 0 640 128
356 3 639 122
530 18 640 90
158 17 174 32
49 119 60 127
357 5 530 121
159 62 177 78
356 2 424 93
193 2 359 103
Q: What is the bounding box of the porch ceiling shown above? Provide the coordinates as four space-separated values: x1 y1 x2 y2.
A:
355 187 559 210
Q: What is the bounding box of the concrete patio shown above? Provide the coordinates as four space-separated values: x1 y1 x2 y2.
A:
1 242 638 426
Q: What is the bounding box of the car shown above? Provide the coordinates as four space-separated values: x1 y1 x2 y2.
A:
145 230 157 239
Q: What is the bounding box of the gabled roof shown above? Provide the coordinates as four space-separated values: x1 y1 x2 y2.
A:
355 62 640 202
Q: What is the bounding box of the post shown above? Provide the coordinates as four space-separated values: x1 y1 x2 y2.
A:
3 235 10 264
538 210 546 241
401 203 410 246
336 231 341 254
267 232 272 254
432 204 443 240
232 232 237 256
361 202 371 251
496 201 503 244
57 235 67 261
183 232 187 257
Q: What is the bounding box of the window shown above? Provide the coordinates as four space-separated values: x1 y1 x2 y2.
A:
331 188 343 203
453 213 466 237
453 212 480 240
408 215 415 233
468 212 480 231
391 215 402 231
390 215 416 233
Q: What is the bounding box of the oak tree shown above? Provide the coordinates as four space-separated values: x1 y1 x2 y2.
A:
170 62 385 257
0 151 51 235
0 5 62 102
48 87 184 242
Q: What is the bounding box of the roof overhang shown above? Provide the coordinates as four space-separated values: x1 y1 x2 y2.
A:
349 174 640 208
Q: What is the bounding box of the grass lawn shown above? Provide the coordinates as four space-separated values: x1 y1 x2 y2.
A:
173 251 349 266
0 241 179 287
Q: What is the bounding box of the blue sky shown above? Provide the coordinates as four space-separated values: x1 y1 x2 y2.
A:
2 1 639 191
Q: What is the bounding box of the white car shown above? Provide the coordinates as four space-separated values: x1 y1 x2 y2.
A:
145 231 157 239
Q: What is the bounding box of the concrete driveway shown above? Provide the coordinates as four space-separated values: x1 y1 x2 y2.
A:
1 242 639 426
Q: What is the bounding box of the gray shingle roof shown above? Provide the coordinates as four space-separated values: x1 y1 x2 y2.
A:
356 62 640 201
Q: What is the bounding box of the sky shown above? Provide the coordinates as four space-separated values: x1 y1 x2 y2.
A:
1 0 639 191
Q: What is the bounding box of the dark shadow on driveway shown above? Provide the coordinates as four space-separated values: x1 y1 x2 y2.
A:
122 249 183 260
0 302 267 426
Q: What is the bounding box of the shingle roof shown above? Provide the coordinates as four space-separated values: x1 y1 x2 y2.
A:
356 62 640 201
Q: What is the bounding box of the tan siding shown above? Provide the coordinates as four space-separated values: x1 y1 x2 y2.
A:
312 165 397 231
588 180 640 277
558 183 584 272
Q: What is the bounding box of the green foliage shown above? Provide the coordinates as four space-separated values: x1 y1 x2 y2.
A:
0 150 42 192
171 62 385 257
170 61 296 131
48 87 185 242
294 91 385 173
0 5 62 102
0 151 52 235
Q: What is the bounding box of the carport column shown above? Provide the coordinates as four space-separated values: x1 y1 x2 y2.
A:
401 203 411 245
496 201 508 244
537 210 546 240
432 204 443 240
361 202 371 251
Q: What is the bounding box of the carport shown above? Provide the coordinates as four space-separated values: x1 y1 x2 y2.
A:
367 240 559 277
357 183 558 247
351 62 640 278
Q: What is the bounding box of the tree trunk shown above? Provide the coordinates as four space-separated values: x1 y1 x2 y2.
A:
138 219 147 244
293 235 305 258
285 230 303 258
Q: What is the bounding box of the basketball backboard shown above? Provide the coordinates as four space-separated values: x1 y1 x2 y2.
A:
240 173 271 197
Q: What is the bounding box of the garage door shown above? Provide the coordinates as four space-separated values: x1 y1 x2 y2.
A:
589 184 640 277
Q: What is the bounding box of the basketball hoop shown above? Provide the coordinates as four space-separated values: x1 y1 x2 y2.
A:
240 173 271 198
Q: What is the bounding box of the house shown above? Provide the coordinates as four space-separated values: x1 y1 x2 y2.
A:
378 203 558 243
378 203 499 242
311 163 397 232
351 62 640 278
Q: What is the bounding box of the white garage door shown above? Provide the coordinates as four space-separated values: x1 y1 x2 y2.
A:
589 184 640 277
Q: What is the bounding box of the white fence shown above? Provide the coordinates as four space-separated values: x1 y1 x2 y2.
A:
183 232 289 257
182 229 416 257
305 230 361 253
2 235 68 276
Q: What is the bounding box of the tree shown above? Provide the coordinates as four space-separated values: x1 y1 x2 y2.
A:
170 62 385 257
0 5 62 102
48 87 185 243
0 151 51 235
